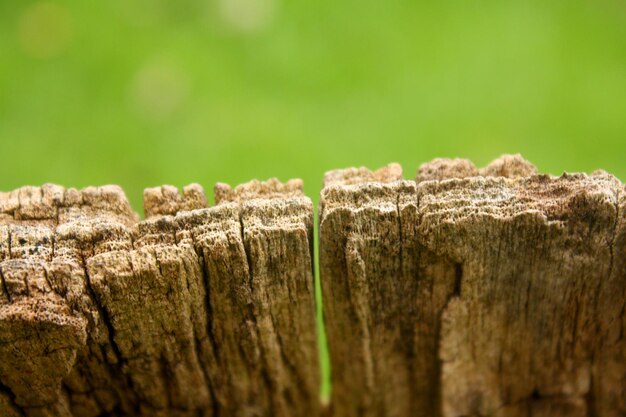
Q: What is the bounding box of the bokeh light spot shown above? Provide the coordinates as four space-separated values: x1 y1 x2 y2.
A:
217 0 277 34
18 2 73 59
130 62 190 122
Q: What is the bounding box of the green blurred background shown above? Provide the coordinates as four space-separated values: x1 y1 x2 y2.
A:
1 0 625 399
1 0 625 206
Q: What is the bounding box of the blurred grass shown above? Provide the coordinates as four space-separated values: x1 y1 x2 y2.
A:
1 0 626 401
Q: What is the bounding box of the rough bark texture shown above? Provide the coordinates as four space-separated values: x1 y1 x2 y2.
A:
320 154 626 417
0 179 319 417
2 154 625 417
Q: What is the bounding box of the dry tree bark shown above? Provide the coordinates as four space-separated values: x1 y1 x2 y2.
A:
320 155 625 417
0 180 319 417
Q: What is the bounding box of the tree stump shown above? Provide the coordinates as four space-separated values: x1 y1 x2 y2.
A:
0 180 319 417
1 154 625 417
320 155 625 417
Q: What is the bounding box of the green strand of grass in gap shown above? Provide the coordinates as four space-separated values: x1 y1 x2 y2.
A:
314 207 331 403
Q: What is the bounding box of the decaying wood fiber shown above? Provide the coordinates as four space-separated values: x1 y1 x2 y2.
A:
0 180 319 417
320 154 625 417
2 154 625 417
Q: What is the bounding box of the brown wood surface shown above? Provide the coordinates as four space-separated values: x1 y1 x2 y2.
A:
320 155 625 417
1 154 625 417
0 180 318 417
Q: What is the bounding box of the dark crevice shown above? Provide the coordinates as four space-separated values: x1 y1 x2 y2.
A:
95 404 124 417
585 372 596 417
602 188 620 312
239 214 255 295
396 190 404 278
158 352 172 410
55 204 60 228
594 187 621 324
488 387 590 416
0 380 26 417
7 226 12 261
41 265 54 296
196 251 221 417
0 266 10 303
51 232 55 259
82 255 125 368
453 263 463 299
80 254 140 415
198 254 221 363
608 189 620 278
523 267 532 324
171 233 217 416
60 382 74 416
435 261 464 417
530 388 541 401
14 192 22 222
60 380 84 416
396 187 418 414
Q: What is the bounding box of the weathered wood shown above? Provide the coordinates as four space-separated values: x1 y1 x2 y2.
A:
320 155 626 417
0 179 319 417
2 155 625 417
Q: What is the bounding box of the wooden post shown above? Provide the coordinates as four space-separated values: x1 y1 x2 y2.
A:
0 180 319 417
320 155 626 417
1 155 625 417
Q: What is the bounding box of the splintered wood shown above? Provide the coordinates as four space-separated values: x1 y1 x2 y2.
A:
1 154 625 417
0 181 318 417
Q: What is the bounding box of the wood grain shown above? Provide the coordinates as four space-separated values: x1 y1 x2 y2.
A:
0 180 318 417
1 154 624 417
320 155 625 417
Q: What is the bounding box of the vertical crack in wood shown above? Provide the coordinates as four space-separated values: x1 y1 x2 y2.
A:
433 262 463 417
0 266 10 303
195 246 221 417
0 380 26 417
80 254 139 415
